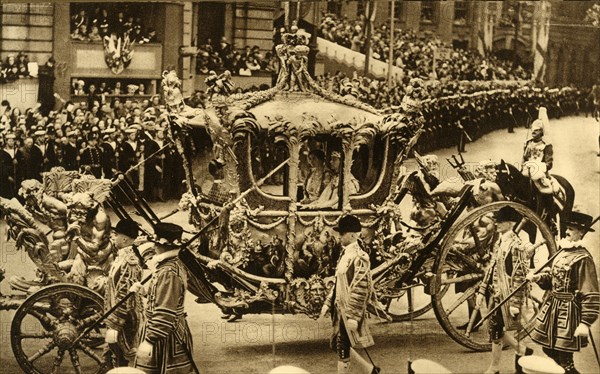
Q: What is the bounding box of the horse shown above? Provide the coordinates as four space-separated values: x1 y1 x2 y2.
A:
495 160 575 239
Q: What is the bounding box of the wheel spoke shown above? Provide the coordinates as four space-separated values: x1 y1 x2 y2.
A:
20 331 53 339
52 349 66 374
28 309 56 328
69 349 83 374
445 284 478 317
448 248 483 272
28 341 57 362
77 342 104 364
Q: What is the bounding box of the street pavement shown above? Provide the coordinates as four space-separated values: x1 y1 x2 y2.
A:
0 116 598 373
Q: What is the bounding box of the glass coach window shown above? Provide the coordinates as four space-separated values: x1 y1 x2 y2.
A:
350 134 385 196
297 135 343 210
250 133 288 197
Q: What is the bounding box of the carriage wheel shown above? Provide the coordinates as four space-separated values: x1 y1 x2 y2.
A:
380 285 434 322
431 202 557 351
11 283 109 374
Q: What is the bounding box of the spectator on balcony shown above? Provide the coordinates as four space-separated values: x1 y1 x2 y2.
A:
129 24 144 44
16 53 29 79
141 28 157 44
73 80 86 96
138 84 146 95
113 81 123 95
71 9 88 32
217 36 232 58
123 16 134 35
71 24 89 41
246 55 261 73
113 11 126 37
4 55 17 82
94 8 111 37
88 25 102 42
208 51 223 71
87 84 102 110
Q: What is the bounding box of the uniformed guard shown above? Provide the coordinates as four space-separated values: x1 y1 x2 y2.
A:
320 215 389 374
132 222 197 374
104 219 144 368
80 133 103 178
527 210 599 374
483 206 535 374
63 130 80 171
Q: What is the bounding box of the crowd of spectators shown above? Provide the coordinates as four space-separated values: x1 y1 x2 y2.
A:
318 13 531 81
0 95 187 203
70 79 152 97
0 53 35 82
69 7 157 44
195 37 277 76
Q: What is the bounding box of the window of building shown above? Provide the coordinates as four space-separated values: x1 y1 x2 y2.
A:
454 1 468 25
69 3 159 42
389 1 403 21
356 1 366 18
420 1 436 23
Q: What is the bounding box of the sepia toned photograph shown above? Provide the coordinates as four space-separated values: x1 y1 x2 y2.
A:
0 1 599 373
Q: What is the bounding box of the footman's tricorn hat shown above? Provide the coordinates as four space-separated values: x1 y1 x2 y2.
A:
495 206 521 223
334 214 362 233
152 222 183 246
114 219 140 239
565 211 595 232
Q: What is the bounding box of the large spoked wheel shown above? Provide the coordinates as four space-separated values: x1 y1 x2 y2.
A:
11 283 109 374
431 202 557 351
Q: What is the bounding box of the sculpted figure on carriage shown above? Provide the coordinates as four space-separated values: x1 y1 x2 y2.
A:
1 168 115 294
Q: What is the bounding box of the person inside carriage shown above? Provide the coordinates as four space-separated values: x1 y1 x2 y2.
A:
300 149 331 204
300 150 359 209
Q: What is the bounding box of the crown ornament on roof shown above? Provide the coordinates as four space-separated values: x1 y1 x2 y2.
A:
274 22 311 92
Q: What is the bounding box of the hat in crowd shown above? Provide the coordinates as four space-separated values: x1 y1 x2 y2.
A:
495 206 521 223
330 151 342 159
152 222 183 247
114 219 140 239
33 130 46 137
67 130 77 137
102 127 116 134
125 127 137 134
565 211 595 233
333 214 362 234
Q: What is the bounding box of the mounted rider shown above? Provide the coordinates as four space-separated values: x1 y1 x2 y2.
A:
521 107 555 217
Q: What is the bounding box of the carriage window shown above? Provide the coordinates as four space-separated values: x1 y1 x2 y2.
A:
350 135 385 195
297 136 342 210
251 133 288 196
